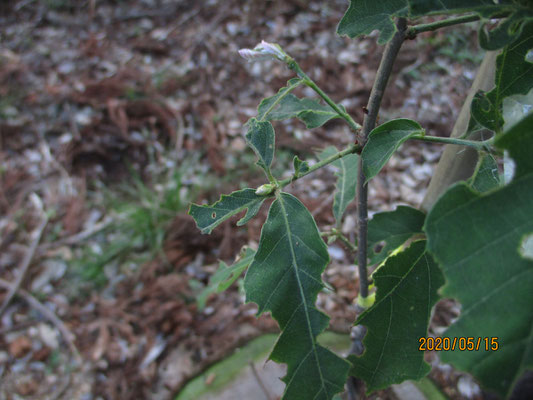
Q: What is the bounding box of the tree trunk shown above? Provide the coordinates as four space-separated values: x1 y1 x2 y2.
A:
420 51 498 212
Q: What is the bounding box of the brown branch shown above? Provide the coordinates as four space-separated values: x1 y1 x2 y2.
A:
356 18 407 298
350 19 408 398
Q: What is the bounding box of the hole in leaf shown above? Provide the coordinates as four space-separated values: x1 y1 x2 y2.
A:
212 212 216 218
520 234 533 261
373 241 386 254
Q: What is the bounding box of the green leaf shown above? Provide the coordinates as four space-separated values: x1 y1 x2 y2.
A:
368 206 426 266
197 247 256 310
349 241 444 393
244 192 350 399
293 155 310 177
246 118 276 175
337 0 408 44
189 189 267 234
258 92 345 129
479 12 533 50
257 78 303 121
471 22 533 132
409 0 522 17
361 119 424 182
424 113 533 397
496 112 533 178
319 146 359 224
468 153 501 192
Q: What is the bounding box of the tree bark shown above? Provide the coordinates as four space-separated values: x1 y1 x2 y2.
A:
420 51 498 212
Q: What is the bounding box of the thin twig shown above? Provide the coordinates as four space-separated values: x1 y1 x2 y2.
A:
39 217 113 250
0 214 48 317
0 278 81 363
249 361 273 400
357 19 408 296
407 14 480 37
349 19 407 397
356 19 407 299
410 135 494 152
406 12 510 38
278 142 362 188
321 230 357 253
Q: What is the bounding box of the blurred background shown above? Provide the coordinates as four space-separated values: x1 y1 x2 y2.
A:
0 0 485 399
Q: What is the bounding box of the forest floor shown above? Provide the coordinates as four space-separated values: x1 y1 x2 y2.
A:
1 1 486 399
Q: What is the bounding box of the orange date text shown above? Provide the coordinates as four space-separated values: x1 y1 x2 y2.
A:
418 337 499 351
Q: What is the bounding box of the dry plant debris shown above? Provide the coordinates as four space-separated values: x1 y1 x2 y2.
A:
0 0 483 398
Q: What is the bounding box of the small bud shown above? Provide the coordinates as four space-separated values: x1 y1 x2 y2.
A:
255 183 276 196
356 292 376 310
238 40 288 63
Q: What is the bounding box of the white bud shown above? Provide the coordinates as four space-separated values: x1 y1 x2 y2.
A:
255 183 276 196
238 40 288 62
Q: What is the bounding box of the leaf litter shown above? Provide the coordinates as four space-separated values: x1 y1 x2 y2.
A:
0 0 485 398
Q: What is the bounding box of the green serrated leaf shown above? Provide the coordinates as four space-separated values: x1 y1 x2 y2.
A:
349 241 444 393
424 113 533 397
246 118 276 175
319 146 359 224
361 119 424 182
189 189 267 234
468 153 501 192
244 192 350 399
197 247 256 310
368 206 426 266
259 93 345 129
293 155 310 177
337 0 408 44
471 22 533 132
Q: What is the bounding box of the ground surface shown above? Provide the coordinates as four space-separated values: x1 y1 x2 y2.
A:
0 1 486 399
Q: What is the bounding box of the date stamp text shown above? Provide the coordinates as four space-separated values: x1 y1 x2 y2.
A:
418 337 499 351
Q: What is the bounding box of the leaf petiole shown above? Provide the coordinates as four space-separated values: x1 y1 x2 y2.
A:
410 135 495 152
277 142 362 188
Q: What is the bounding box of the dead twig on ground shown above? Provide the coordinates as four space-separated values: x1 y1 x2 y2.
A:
40 217 113 251
0 198 48 317
0 278 82 363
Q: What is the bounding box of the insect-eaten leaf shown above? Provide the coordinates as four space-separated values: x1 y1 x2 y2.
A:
319 146 359 224
189 189 267 234
197 246 256 310
424 113 533 398
244 192 350 399
478 12 533 50
468 153 501 193
246 118 275 175
337 0 409 44
471 22 533 133
361 118 423 182
367 205 426 266
349 240 444 393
